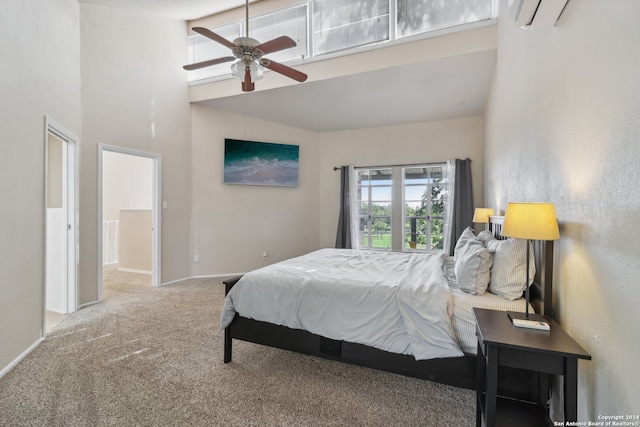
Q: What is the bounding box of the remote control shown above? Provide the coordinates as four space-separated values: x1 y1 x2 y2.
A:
512 318 550 330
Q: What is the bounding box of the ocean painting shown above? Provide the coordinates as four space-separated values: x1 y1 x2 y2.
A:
224 139 299 187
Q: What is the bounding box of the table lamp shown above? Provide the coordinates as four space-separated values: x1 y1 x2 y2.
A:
472 208 494 231
501 202 559 322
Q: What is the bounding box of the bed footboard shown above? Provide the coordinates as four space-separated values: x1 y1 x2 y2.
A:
220 274 539 400
224 276 242 295
223 276 242 363
224 326 232 363
224 314 538 400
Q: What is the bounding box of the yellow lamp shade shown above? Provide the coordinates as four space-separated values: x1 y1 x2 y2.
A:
472 208 495 223
502 203 560 241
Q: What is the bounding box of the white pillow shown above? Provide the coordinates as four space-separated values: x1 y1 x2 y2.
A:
453 238 493 295
454 227 477 261
481 233 536 300
477 230 495 245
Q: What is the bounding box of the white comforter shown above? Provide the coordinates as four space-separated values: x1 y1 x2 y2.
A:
220 249 464 360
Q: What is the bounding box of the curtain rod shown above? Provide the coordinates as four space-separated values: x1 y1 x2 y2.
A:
332 160 462 171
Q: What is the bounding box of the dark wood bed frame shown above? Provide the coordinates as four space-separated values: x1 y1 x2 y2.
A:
222 216 554 400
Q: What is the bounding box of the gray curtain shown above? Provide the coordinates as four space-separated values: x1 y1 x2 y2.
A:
335 166 352 249
448 158 474 255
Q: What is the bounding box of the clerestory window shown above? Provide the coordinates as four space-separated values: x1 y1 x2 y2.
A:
187 0 496 83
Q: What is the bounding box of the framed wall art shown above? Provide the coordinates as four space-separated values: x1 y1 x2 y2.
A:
224 138 299 187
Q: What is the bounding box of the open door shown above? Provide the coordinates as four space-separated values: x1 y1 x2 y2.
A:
98 144 161 300
44 117 78 329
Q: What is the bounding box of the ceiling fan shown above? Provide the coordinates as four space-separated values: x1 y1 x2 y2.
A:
183 0 307 92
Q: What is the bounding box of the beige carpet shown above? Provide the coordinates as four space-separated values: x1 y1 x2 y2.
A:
0 271 476 426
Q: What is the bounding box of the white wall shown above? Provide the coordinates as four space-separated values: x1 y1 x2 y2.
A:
190 109 484 277
317 116 485 248
80 4 192 297
190 105 319 275
485 0 640 420
103 151 153 221
0 0 81 373
102 152 153 272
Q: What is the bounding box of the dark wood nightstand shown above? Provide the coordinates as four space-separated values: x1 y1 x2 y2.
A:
474 308 591 427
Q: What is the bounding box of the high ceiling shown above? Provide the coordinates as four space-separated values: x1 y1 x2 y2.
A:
199 50 496 133
78 0 248 20
79 0 497 133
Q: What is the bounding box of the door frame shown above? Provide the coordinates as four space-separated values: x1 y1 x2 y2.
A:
43 117 79 333
97 144 161 299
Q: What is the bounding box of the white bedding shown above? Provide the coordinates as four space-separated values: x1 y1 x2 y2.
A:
221 249 464 360
444 257 531 353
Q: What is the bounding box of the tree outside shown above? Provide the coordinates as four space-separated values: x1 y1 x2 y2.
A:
405 177 446 250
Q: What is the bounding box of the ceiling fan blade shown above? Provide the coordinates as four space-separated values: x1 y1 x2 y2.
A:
254 36 297 56
183 56 235 71
260 59 307 83
192 27 238 50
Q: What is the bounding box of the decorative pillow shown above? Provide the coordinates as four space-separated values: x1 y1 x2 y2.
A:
453 238 493 295
481 233 536 300
454 227 477 261
476 230 495 245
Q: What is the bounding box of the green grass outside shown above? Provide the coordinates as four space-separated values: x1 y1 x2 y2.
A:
363 234 391 249
363 234 442 250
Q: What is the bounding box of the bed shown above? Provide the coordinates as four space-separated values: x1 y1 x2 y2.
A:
221 216 554 400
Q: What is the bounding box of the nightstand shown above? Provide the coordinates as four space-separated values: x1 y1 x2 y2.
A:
474 308 591 427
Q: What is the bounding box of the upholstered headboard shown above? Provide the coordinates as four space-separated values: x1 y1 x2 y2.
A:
488 215 554 318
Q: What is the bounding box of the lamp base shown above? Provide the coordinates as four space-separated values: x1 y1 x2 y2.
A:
507 311 548 323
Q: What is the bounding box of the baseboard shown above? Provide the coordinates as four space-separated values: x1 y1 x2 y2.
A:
78 300 100 310
1 274 242 378
117 268 152 275
160 273 245 287
0 337 44 380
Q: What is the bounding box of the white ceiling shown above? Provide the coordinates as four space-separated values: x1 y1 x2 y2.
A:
199 50 496 132
78 0 247 20
79 0 497 133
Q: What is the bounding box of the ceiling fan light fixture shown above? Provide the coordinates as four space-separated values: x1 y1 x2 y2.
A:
231 61 264 83
230 61 244 79
249 61 264 81
182 0 307 91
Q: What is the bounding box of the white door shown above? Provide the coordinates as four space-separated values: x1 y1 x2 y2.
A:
45 122 78 315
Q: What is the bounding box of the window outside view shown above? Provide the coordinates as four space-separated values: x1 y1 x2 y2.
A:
357 168 393 249
356 165 448 251
403 166 447 251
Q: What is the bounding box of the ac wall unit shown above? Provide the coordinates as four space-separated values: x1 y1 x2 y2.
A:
511 0 569 29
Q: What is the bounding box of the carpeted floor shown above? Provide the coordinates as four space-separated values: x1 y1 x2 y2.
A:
0 271 476 426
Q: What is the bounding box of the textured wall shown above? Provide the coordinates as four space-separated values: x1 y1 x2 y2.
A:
485 0 640 420
0 0 82 374
190 105 319 275
317 116 486 249
79 4 192 297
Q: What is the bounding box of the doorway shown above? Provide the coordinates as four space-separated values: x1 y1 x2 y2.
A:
98 145 161 300
44 117 78 333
